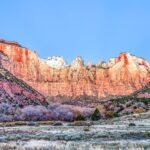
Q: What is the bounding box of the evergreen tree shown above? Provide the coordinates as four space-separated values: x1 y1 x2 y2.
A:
91 108 101 121
76 114 85 121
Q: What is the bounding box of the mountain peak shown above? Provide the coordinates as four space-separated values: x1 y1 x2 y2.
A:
117 52 130 65
116 52 150 68
42 56 67 69
71 56 84 70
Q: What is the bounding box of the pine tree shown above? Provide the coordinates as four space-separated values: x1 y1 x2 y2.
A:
91 108 101 121
76 114 85 121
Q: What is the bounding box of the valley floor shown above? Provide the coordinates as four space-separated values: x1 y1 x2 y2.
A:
0 112 150 150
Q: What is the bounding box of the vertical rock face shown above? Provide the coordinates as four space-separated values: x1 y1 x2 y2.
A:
0 40 150 100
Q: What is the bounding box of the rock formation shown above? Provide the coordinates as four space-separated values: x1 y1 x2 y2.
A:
0 40 150 100
0 39 22 47
0 66 47 107
71 56 84 70
41 56 67 69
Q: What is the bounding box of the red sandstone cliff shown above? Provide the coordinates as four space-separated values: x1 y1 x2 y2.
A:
0 40 150 100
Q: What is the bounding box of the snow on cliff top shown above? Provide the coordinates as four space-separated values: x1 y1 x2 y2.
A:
42 56 68 69
41 53 150 70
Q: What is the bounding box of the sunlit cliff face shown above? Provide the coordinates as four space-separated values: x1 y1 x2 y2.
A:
0 40 150 99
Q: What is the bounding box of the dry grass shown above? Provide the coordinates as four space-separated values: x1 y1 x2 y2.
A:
0 120 57 127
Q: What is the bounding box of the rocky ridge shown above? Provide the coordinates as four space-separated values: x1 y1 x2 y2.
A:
41 56 68 69
0 40 150 100
0 66 47 107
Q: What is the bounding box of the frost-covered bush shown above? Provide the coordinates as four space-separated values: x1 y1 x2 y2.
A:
82 108 93 118
47 103 61 110
48 103 74 121
0 114 13 122
0 103 16 115
54 105 76 121
47 103 93 121
0 103 10 114
21 105 50 121
0 102 94 122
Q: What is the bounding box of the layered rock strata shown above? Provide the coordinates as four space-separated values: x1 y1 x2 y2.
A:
0 40 150 100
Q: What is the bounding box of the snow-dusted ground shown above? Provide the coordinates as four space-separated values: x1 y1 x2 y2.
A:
0 112 150 150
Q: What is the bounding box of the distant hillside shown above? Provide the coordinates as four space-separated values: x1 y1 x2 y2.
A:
0 66 47 107
102 83 150 117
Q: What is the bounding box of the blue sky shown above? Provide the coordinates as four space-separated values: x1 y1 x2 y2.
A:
0 0 150 63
